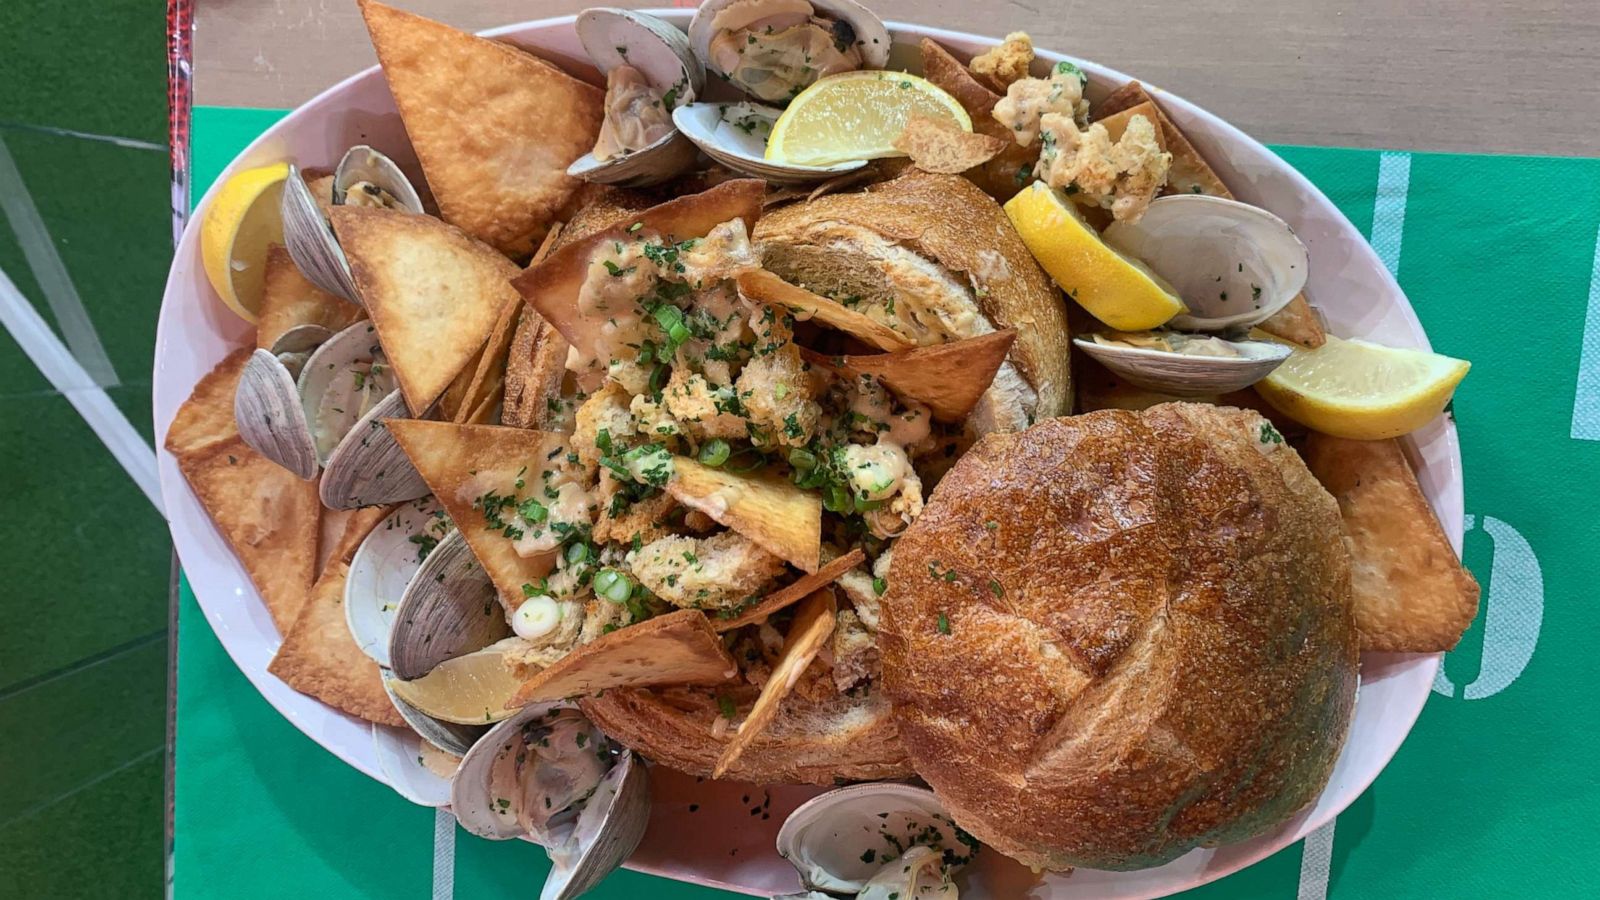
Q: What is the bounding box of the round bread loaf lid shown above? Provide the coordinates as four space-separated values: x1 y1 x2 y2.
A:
877 403 1359 872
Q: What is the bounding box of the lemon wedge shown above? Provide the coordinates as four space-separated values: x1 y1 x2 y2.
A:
200 162 290 324
1256 334 1470 439
766 71 971 167
1003 181 1186 331
387 639 525 725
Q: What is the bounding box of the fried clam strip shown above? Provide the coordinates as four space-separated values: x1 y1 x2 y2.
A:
735 269 915 353
508 609 738 706
387 420 569 608
667 458 823 575
511 179 766 358
1095 80 1325 348
715 548 866 633
712 587 838 778
801 329 1017 423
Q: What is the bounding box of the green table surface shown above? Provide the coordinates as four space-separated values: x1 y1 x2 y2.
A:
175 105 1600 898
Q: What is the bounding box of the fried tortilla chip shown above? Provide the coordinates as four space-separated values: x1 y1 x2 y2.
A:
509 609 738 705
712 588 836 778
257 245 363 352
668 457 823 574
512 180 766 358
1094 81 1324 347
317 504 395 580
330 205 520 416
357 0 603 257
736 270 915 352
893 115 1006 175
387 420 567 605
441 226 564 424
803 330 1017 422
269 555 406 728
715 548 865 632
1096 102 1169 151
177 436 321 633
163 348 251 457
919 38 1037 201
1304 434 1480 652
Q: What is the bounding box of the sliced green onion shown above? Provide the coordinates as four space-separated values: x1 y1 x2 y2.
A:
667 322 691 346
823 484 851 513
787 448 816 470
853 496 885 513
593 568 633 603
518 498 549 523
565 542 590 566
872 577 887 596
652 304 684 334
698 439 731 467
637 340 656 365
647 363 669 395
595 428 612 454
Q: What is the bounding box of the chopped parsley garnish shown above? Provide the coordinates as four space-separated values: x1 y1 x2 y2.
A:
936 613 951 635
1259 421 1284 445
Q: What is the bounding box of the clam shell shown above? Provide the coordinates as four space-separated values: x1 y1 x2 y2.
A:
387 530 509 681
317 388 431 509
1102 194 1310 332
451 702 650 899
688 0 891 100
282 146 424 304
333 144 426 213
673 102 866 183
281 164 360 301
371 722 455 807
568 9 704 187
1073 334 1293 396
235 348 319 480
382 673 488 757
775 783 965 894
345 496 452 666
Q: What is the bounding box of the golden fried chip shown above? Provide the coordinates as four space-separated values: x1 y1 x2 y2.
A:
1096 103 1168 152
256 245 363 352
177 436 321 632
331 205 520 416
509 609 738 705
919 38 1037 201
357 0 603 257
736 269 915 352
1094 81 1324 347
268 555 406 727
668 458 823 574
1304 434 1481 652
715 548 865 632
387 419 567 605
893 115 1007 175
803 330 1017 422
163 348 251 457
512 180 766 358
713 588 836 778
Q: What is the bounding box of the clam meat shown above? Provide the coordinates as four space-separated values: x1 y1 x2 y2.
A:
690 0 890 103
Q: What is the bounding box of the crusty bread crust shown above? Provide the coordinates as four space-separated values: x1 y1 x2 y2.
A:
754 171 1071 424
880 404 1357 870
581 683 912 785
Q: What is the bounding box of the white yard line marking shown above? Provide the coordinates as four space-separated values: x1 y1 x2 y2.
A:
1296 819 1337 900
0 134 121 388
0 120 165 153
1570 224 1600 441
0 265 163 512
431 808 456 900
1371 151 1412 278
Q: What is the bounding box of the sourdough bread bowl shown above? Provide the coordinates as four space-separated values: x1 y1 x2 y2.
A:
879 403 1358 870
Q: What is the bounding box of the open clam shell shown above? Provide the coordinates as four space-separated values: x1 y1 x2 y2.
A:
688 0 891 103
775 783 972 894
1102 194 1310 332
382 673 489 757
281 145 423 303
345 496 453 666
567 9 703 187
673 102 866 183
451 702 650 900
371 722 456 807
1073 333 1293 396
387 530 509 681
